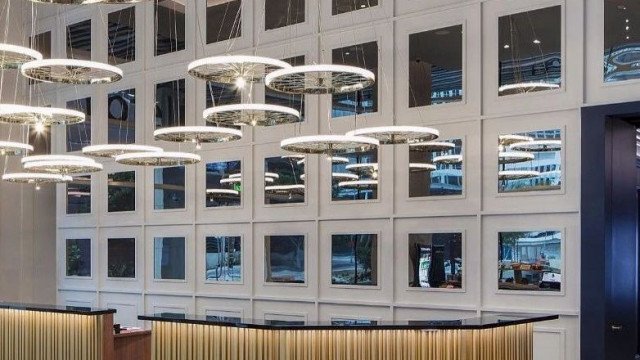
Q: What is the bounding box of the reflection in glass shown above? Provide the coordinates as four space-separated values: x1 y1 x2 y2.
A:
498 6 561 96
66 98 91 152
332 0 378 15
604 1 640 82
331 234 377 286
205 236 241 282
265 0 304 30
108 171 136 212
154 166 185 210
409 139 463 197
67 175 91 214
409 25 463 107
332 150 378 201
265 235 305 283
206 0 241 44
66 19 91 60
108 89 135 144
108 7 136 65
154 0 185 56
332 41 378 117
66 238 91 277
30 31 51 59
107 238 136 278
264 156 305 204
155 79 185 129
265 56 305 120
498 231 561 292
331 319 377 326
408 233 462 289
498 129 561 193
154 237 185 280
206 315 241 322
206 160 241 207
206 82 242 108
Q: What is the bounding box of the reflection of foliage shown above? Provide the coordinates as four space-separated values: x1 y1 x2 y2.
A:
108 262 135 278
66 240 90 276
108 171 135 212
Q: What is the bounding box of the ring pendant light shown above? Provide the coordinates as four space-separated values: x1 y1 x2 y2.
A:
265 64 376 95
82 144 163 158
409 141 455 152
204 104 301 127
0 141 33 156
498 151 535 164
0 105 85 126
433 154 463 164
510 140 562 152
499 170 541 180
188 55 291 84
0 44 42 69
280 135 379 155
115 151 201 166
21 59 123 84
153 126 242 149
346 126 439 145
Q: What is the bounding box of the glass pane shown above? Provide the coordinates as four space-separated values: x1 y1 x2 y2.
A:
154 237 185 280
409 25 463 107
332 0 378 15
206 82 242 108
498 231 561 292
66 238 91 277
331 234 377 286
30 31 51 59
155 0 185 56
205 236 241 282
264 235 305 283
66 19 91 60
332 150 378 201
205 160 242 207
408 233 463 289
409 138 463 197
154 166 185 210
265 56 305 120
265 0 305 30
108 171 136 212
66 98 91 152
108 7 136 65
332 41 378 117
498 6 562 96
108 89 135 144
206 0 242 44
331 319 377 325
66 175 91 214
604 1 640 82
155 79 185 129
498 129 562 193
264 156 305 205
107 238 136 278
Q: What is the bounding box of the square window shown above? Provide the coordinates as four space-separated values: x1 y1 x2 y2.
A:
108 88 135 144
408 233 463 289
265 0 305 30
264 235 305 283
66 19 91 60
332 150 378 201
206 82 242 108
264 156 305 205
66 238 91 277
66 98 91 152
409 138 463 197
154 166 185 210
153 236 186 280
30 31 51 59
498 6 562 96
108 7 136 65
332 41 378 117
107 171 136 212
331 234 378 286
265 56 305 120
206 0 242 44
66 175 91 214
604 1 640 82
107 237 136 278
154 0 186 56
332 0 378 16
205 236 242 282
409 25 463 107
205 160 242 208
498 231 562 292
155 79 185 129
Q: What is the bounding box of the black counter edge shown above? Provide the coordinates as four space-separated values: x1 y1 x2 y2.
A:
0 302 116 316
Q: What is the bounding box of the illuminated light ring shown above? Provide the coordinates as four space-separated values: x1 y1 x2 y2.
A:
345 163 378 174
346 126 439 145
331 172 359 180
498 170 541 180
296 158 305 165
22 154 95 164
23 160 103 174
2 172 73 184
0 141 33 156
281 154 305 160
82 144 162 158
498 134 534 146
0 44 42 69
509 140 562 152
409 163 437 172
498 151 535 164
0 105 85 126
204 103 301 127
228 173 242 179
409 141 455 152
326 156 350 164
219 177 241 184
280 135 379 155
115 152 201 166
206 188 239 196
498 82 560 95
153 126 242 145
264 184 305 193
264 177 275 183
338 179 379 188
264 172 280 179
265 64 376 95
187 55 291 83
433 154 463 165
21 59 123 84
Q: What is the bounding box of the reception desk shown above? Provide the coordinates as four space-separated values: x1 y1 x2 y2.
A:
139 313 558 360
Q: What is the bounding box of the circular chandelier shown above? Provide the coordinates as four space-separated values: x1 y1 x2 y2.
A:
498 82 560 95
228 173 241 179
0 141 33 156
499 134 533 146
280 135 379 155
498 151 535 164
265 184 305 193
82 144 162 158
345 163 378 175
187 55 291 84
433 154 463 164
115 151 201 166
338 179 378 188
2 172 72 189
206 188 240 196
409 141 455 152
331 172 359 180
510 140 562 152
22 154 103 174
204 104 300 127
499 170 541 180
153 126 242 148
346 126 439 145
219 177 241 184
265 64 375 95
21 59 123 84
326 156 350 164
0 104 85 126
0 44 42 69
409 163 437 172
264 172 280 179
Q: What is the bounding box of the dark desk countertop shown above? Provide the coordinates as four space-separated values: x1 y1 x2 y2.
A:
0 302 116 316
